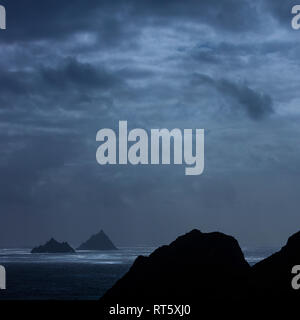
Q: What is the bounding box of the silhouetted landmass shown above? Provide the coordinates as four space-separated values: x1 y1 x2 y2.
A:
100 229 250 308
77 230 117 250
31 238 75 253
100 229 300 316
250 230 300 306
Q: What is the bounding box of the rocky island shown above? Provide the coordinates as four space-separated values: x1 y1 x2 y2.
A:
77 230 117 250
31 238 75 253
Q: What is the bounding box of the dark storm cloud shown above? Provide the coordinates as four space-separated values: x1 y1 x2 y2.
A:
217 80 274 120
0 70 30 96
40 58 123 91
192 74 274 120
0 58 122 96
0 0 300 248
0 0 133 44
128 0 261 32
0 57 124 119
191 41 291 64
264 0 298 26
0 0 262 45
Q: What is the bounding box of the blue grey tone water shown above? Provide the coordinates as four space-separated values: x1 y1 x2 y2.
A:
0 246 277 300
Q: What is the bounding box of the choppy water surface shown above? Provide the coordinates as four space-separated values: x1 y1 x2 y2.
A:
0 246 277 300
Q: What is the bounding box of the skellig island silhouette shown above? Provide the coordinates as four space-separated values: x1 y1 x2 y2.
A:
30 230 117 253
77 230 117 251
31 238 75 253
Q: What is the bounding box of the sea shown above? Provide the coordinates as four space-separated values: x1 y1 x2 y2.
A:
0 246 277 300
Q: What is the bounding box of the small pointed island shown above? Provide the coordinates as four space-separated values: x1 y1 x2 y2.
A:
77 230 117 250
31 238 75 254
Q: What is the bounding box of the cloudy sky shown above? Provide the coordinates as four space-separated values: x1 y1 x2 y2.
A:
1 0 300 248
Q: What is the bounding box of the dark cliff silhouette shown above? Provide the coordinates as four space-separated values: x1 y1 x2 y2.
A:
100 229 250 308
250 230 300 306
77 230 117 250
31 238 75 253
100 229 300 316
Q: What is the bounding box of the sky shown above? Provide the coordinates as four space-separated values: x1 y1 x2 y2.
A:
1 0 300 248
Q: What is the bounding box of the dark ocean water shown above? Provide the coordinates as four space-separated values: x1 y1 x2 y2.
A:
0 246 277 300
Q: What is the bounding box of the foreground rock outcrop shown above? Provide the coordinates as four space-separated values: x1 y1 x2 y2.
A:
77 230 117 250
250 230 300 304
31 238 75 253
100 229 300 315
100 229 250 306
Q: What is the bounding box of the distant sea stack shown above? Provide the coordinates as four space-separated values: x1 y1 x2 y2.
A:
31 238 75 253
100 229 249 308
77 230 117 250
